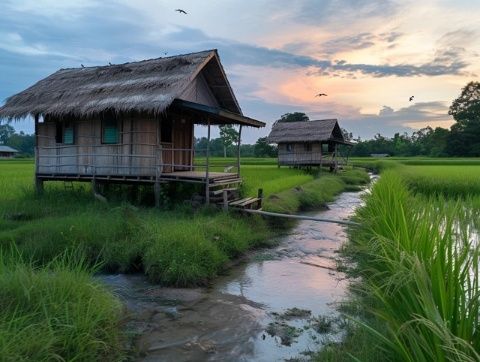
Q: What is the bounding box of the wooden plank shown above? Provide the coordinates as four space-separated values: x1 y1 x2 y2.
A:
229 197 256 206
238 198 259 207
211 187 238 196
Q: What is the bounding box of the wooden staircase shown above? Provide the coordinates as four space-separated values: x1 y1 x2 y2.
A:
209 185 263 211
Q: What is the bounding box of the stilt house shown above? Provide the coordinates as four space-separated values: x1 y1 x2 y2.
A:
0 50 265 205
267 119 352 170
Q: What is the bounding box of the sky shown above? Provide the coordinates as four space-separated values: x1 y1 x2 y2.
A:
0 0 479 143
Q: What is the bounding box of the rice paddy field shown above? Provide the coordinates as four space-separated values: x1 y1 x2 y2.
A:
0 157 368 361
318 160 480 361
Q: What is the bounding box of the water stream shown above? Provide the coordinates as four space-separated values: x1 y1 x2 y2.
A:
99 187 366 361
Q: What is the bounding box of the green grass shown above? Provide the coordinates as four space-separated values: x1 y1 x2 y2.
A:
0 158 369 360
398 165 480 197
317 169 480 361
241 165 314 197
0 159 361 285
264 168 370 214
0 250 123 361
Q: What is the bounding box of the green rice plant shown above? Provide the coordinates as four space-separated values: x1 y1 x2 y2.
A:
0 249 123 361
398 165 480 197
343 171 480 361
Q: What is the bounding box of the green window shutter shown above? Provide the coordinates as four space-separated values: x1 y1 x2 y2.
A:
103 126 118 144
64 127 74 144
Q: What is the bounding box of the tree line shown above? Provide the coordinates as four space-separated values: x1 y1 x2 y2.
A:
350 81 480 157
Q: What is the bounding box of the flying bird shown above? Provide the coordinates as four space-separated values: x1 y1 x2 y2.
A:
81 64 85 68
315 93 328 97
175 9 187 14
409 96 414 101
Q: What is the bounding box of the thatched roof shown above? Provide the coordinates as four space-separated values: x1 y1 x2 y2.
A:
267 119 349 144
0 49 246 122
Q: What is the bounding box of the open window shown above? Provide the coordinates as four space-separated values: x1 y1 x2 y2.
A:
102 113 119 144
286 143 293 152
161 119 173 143
55 121 75 144
304 143 312 152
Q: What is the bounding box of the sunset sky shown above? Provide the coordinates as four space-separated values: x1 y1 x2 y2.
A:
1 0 479 143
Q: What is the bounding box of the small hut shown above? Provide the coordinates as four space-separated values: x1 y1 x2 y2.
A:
0 50 265 205
267 119 352 170
0 145 19 158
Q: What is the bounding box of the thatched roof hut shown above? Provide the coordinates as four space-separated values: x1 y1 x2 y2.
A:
267 119 351 169
267 119 348 144
0 50 265 206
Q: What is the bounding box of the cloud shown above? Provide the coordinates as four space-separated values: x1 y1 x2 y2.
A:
0 32 76 58
293 0 399 25
342 101 454 139
161 27 469 78
320 33 376 55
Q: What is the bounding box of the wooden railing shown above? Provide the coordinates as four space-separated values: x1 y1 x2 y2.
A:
36 144 239 178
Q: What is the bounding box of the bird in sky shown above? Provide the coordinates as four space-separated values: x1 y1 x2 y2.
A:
81 64 85 68
409 96 414 101
108 62 113 66
175 9 187 14
315 93 328 97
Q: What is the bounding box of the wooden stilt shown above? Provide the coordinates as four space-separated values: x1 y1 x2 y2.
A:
154 181 161 208
35 177 44 194
236 125 242 177
205 118 211 205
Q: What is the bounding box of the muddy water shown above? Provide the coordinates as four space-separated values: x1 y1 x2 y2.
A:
100 188 366 361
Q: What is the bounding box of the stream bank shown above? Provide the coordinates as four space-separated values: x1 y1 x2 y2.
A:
100 186 368 361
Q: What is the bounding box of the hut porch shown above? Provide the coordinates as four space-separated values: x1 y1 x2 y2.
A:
0 50 266 206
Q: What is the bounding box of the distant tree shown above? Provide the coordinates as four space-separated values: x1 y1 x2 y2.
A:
254 137 277 157
447 81 480 156
240 144 255 157
0 123 15 144
341 128 353 141
6 132 35 155
277 112 309 123
219 125 239 158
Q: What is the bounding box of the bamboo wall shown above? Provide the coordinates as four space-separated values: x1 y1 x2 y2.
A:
36 114 194 177
277 142 323 165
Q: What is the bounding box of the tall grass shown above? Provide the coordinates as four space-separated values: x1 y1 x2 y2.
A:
0 249 123 361
264 169 370 214
398 165 480 197
340 172 480 361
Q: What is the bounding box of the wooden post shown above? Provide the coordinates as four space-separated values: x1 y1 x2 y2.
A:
334 144 338 172
257 188 263 209
91 165 97 196
205 118 211 204
236 125 242 177
154 181 161 208
34 114 43 194
222 189 229 211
